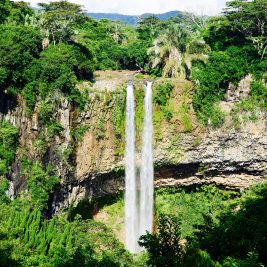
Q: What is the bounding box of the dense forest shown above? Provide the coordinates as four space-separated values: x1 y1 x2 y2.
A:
0 0 266 266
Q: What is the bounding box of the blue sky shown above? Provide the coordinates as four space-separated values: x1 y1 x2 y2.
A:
18 0 228 15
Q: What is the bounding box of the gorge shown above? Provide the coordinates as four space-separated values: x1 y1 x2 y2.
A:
1 70 267 266
0 0 266 265
1 71 266 212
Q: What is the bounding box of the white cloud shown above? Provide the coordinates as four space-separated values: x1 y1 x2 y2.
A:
18 0 227 15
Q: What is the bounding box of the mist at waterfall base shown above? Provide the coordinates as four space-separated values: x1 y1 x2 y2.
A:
125 82 154 254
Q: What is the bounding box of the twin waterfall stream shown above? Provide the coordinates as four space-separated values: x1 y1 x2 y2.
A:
125 82 154 253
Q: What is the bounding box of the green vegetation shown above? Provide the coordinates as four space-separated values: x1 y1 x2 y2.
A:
153 81 174 107
155 186 238 239
148 24 210 78
229 79 267 127
192 0 267 126
25 42 93 111
0 0 265 129
95 117 106 140
0 24 41 96
98 194 124 229
251 80 267 109
71 125 90 142
0 200 134 266
26 161 60 210
87 184 267 266
134 85 145 146
139 214 183 267
111 89 127 156
178 86 193 132
0 178 10 204
152 81 174 138
0 121 18 175
192 48 250 127
140 184 267 266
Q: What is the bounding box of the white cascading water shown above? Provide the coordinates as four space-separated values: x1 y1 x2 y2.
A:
125 83 139 253
139 81 154 238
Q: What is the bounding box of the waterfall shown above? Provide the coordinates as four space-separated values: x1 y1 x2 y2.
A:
125 81 154 253
125 83 139 253
139 81 154 237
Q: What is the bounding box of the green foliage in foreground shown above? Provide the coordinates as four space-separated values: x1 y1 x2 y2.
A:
0 200 134 267
0 121 18 175
1 180 267 267
79 184 267 266
155 186 238 239
140 184 267 266
139 214 183 267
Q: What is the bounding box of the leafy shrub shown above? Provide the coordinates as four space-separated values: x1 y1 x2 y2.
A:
0 0 12 23
95 117 106 140
71 125 90 142
135 73 145 79
0 25 41 95
155 186 237 239
47 121 64 137
192 46 254 126
196 183 267 265
250 80 267 109
26 161 60 210
24 42 93 110
153 82 174 106
0 179 10 204
139 214 183 267
23 81 37 112
124 41 149 70
178 87 193 132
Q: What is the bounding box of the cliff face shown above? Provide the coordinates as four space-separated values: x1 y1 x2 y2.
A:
1 71 266 213
0 93 73 202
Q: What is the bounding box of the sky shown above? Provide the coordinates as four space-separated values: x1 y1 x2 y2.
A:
18 0 228 15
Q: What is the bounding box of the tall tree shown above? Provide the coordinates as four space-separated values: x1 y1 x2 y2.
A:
0 0 11 24
225 0 267 59
38 1 85 45
148 24 210 78
137 15 160 41
9 1 33 23
106 22 127 44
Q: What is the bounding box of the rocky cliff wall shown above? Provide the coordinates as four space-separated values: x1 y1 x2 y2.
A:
1 72 266 213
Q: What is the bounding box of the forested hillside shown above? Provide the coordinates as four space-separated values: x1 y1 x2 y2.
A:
87 11 182 25
0 0 266 266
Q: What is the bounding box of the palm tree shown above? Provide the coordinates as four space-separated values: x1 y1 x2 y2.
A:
106 22 127 44
25 10 50 49
148 24 210 79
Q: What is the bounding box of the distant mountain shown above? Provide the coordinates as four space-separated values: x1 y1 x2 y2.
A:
86 11 183 25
